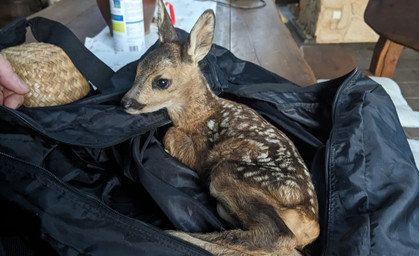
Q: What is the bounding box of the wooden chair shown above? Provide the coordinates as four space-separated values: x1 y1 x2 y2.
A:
365 0 419 78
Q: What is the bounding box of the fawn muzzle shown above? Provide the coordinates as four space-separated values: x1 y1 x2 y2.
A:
120 97 146 111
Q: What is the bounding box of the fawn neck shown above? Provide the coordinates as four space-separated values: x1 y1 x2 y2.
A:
167 71 219 129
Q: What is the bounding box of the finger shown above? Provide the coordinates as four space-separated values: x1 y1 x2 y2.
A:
0 87 4 106
3 92 25 109
3 87 14 98
0 54 30 94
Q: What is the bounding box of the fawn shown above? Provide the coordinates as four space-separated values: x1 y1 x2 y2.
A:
121 1 320 255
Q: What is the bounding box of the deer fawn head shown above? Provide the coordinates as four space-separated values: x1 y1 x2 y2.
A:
121 0 215 116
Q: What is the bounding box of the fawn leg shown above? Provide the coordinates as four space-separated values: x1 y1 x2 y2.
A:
163 127 203 170
170 161 300 256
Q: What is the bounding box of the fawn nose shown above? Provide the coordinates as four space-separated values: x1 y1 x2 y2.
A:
121 97 146 111
121 98 133 109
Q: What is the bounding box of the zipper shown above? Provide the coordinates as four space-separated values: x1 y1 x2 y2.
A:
321 69 359 255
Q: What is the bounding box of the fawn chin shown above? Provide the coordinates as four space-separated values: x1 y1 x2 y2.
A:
121 0 320 255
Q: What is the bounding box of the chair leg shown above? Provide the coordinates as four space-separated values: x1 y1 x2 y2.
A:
369 36 404 78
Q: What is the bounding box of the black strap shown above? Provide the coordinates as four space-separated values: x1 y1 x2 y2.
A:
27 17 115 91
0 17 27 50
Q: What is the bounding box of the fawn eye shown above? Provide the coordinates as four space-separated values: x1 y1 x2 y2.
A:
153 78 171 90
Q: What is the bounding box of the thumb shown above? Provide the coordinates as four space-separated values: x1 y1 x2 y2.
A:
0 54 30 94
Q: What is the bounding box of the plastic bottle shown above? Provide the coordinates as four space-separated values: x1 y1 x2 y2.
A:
109 0 145 52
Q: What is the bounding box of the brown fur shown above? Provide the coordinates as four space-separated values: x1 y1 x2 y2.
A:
121 1 320 255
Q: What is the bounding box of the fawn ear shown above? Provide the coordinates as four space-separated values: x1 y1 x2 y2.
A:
157 0 178 43
183 10 215 63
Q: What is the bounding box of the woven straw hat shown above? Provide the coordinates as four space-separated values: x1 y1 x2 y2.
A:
1 42 90 107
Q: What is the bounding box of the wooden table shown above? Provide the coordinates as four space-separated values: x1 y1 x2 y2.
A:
28 0 316 86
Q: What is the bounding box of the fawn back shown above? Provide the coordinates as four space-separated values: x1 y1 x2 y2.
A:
121 1 320 255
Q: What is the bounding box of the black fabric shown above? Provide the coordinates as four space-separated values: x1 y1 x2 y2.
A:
0 17 27 50
0 196 59 256
1 17 419 256
28 17 115 89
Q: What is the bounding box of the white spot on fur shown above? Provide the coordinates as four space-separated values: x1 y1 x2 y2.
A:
279 162 290 169
259 158 273 163
267 139 281 144
273 172 285 178
271 166 283 172
231 106 242 113
249 125 258 130
242 155 252 162
297 157 305 166
259 145 269 151
207 120 215 130
310 198 315 205
253 175 270 182
237 123 249 130
223 103 234 109
220 118 229 128
277 148 287 155
227 129 237 137
258 131 268 136
244 171 259 178
266 128 275 133
308 189 314 197
258 152 269 159
308 182 315 190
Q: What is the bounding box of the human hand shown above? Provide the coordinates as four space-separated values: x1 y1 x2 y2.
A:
0 53 30 109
